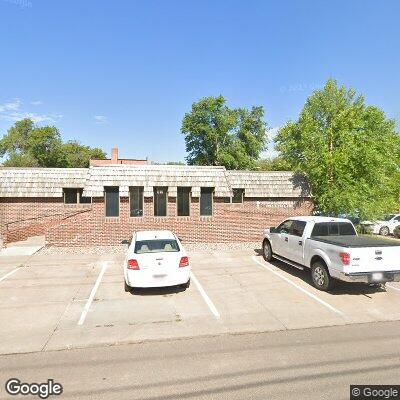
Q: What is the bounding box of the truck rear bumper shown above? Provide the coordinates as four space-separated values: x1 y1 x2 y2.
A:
339 270 400 283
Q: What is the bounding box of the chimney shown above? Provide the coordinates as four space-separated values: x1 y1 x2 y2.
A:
111 147 119 163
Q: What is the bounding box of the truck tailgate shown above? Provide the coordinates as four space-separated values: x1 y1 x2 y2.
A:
349 246 400 272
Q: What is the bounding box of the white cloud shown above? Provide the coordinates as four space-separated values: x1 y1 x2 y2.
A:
94 115 108 124
0 112 62 124
30 100 43 106
0 98 62 124
0 98 21 112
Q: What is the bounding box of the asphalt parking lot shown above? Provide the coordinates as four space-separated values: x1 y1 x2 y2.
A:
1 247 400 355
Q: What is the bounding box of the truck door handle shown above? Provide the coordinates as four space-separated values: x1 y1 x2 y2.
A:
298 241 302 245
285 237 288 242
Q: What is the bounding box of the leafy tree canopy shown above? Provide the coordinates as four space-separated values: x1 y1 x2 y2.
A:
0 119 106 168
181 96 267 169
275 79 400 219
257 156 292 171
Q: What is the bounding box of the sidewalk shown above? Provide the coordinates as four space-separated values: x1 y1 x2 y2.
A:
0 235 45 258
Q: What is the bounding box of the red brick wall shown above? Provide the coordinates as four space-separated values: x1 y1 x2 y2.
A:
45 196 313 246
0 198 91 245
1 196 313 246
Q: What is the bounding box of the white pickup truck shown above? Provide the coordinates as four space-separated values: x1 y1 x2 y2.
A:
262 216 400 291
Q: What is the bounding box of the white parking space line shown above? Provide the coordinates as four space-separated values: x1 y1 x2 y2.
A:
251 256 345 317
78 261 109 325
0 267 21 283
190 272 220 319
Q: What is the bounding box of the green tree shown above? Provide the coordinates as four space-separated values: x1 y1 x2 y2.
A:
257 156 292 171
0 119 106 167
275 79 400 219
61 141 106 168
181 96 267 169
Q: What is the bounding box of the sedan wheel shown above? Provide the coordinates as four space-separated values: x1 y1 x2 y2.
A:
379 226 390 236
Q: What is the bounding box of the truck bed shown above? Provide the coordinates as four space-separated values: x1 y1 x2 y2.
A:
310 235 400 248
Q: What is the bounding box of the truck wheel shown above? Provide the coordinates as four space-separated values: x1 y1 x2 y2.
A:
311 262 334 291
124 280 131 293
262 240 273 262
379 226 390 236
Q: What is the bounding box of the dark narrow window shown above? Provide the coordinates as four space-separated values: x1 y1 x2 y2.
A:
79 189 92 204
63 188 78 204
177 187 191 216
154 187 167 216
130 187 144 217
232 188 244 203
200 187 214 216
105 186 119 217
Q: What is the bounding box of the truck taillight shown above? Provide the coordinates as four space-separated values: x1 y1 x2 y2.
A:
127 259 140 270
179 256 189 267
340 252 351 266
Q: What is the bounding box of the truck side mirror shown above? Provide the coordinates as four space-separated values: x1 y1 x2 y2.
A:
121 239 130 245
270 227 277 233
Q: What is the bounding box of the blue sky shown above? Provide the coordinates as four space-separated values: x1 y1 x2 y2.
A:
0 0 399 162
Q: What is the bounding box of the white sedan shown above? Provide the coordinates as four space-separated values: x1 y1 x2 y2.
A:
361 214 400 236
123 230 191 291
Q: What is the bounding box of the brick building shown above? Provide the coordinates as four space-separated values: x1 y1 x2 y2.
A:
0 165 312 247
90 147 148 166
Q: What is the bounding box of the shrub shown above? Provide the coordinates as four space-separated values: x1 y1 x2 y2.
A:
357 224 373 235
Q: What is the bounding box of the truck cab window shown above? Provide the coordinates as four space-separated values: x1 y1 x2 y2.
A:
311 222 356 236
338 222 357 235
290 220 307 237
276 220 293 234
329 223 339 235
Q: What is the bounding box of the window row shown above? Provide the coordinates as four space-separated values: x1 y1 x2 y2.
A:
63 186 245 218
105 186 215 218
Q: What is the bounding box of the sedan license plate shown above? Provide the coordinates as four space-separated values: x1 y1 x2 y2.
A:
372 272 383 281
153 274 167 278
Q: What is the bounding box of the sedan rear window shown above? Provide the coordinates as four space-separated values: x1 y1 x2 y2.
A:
311 222 356 237
134 239 180 254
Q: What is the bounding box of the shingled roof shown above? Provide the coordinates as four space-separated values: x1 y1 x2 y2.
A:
0 166 310 198
226 170 310 198
0 168 89 197
82 165 232 197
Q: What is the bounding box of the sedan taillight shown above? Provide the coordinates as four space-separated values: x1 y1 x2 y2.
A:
179 256 189 267
339 252 351 266
127 259 140 270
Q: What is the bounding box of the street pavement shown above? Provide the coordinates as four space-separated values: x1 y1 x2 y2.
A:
0 321 399 400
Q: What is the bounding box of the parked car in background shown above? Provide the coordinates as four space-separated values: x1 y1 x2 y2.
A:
360 214 400 236
123 230 191 291
262 216 400 291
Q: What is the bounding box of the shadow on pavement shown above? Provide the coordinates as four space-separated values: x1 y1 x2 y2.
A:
253 248 386 296
128 285 187 296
